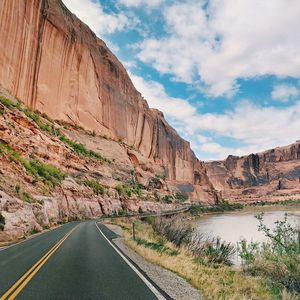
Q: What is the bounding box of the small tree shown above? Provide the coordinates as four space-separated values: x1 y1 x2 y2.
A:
0 213 5 231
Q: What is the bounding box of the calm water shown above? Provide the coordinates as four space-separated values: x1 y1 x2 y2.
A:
194 205 300 264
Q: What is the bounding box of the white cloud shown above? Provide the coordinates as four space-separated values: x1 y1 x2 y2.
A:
130 73 300 160
129 73 197 120
62 0 131 36
118 0 163 8
138 0 300 97
271 84 299 102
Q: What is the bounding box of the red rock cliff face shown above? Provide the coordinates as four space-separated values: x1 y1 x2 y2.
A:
0 0 216 201
205 141 300 202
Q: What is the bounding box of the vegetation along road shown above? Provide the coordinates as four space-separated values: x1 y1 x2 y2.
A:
0 221 167 300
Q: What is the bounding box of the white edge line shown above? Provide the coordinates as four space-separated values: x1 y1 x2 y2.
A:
95 222 166 300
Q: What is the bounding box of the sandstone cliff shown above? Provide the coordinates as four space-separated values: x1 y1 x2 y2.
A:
0 0 216 202
0 93 180 242
205 142 300 202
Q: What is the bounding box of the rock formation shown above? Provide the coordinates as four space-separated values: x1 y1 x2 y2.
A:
205 141 300 202
0 0 216 203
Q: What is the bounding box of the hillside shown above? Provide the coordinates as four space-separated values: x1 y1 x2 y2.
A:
205 142 300 202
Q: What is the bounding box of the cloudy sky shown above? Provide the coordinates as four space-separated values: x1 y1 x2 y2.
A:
62 0 300 160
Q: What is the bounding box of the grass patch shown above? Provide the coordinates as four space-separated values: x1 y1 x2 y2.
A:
83 179 105 195
135 237 179 256
0 96 16 108
59 134 111 163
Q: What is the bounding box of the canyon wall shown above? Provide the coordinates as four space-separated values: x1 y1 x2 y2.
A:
205 141 300 202
0 0 216 201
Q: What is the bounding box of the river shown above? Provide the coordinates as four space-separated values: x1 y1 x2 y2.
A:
194 205 300 264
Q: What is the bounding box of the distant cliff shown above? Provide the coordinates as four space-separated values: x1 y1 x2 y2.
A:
205 141 300 202
0 0 216 202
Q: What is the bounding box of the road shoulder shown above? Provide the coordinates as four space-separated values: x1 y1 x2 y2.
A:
103 222 202 300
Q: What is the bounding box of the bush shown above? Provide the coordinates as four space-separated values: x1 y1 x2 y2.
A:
162 195 172 204
189 233 236 265
83 179 105 195
152 216 236 265
152 217 193 247
238 213 300 295
23 159 65 188
175 193 188 203
115 184 144 198
0 213 5 231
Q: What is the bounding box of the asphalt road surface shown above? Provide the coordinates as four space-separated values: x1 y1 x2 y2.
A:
0 221 165 300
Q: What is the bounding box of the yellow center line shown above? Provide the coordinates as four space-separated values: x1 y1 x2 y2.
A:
0 224 79 300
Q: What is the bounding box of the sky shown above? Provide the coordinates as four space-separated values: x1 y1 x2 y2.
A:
62 0 300 161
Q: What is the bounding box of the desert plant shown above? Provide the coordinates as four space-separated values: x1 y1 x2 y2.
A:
162 195 172 204
152 217 193 247
83 179 105 195
238 213 300 295
0 213 5 231
175 193 188 203
189 234 236 265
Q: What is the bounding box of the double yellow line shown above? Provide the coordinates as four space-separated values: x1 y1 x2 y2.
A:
0 224 79 300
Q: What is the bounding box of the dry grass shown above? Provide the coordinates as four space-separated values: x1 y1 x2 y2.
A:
110 218 272 300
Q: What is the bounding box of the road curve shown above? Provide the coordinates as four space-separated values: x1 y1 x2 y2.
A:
0 221 165 300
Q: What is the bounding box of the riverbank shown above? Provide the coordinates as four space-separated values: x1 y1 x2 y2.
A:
108 203 300 300
108 217 272 300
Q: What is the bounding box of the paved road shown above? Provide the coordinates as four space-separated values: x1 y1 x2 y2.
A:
0 221 164 300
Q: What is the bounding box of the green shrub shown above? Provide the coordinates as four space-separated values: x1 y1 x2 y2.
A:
21 192 32 203
238 213 300 295
162 195 172 204
83 179 105 195
14 184 21 194
152 217 193 247
115 184 144 197
0 213 5 231
175 193 188 202
115 184 132 197
189 235 236 265
22 159 65 187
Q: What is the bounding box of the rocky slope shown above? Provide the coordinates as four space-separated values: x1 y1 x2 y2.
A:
0 0 216 203
205 142 300 202
0 93 182 243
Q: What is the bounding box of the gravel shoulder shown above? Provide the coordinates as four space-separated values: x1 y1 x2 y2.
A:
104 223 202 300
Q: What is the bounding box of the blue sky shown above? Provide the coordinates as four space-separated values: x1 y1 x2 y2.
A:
62 0 300 160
